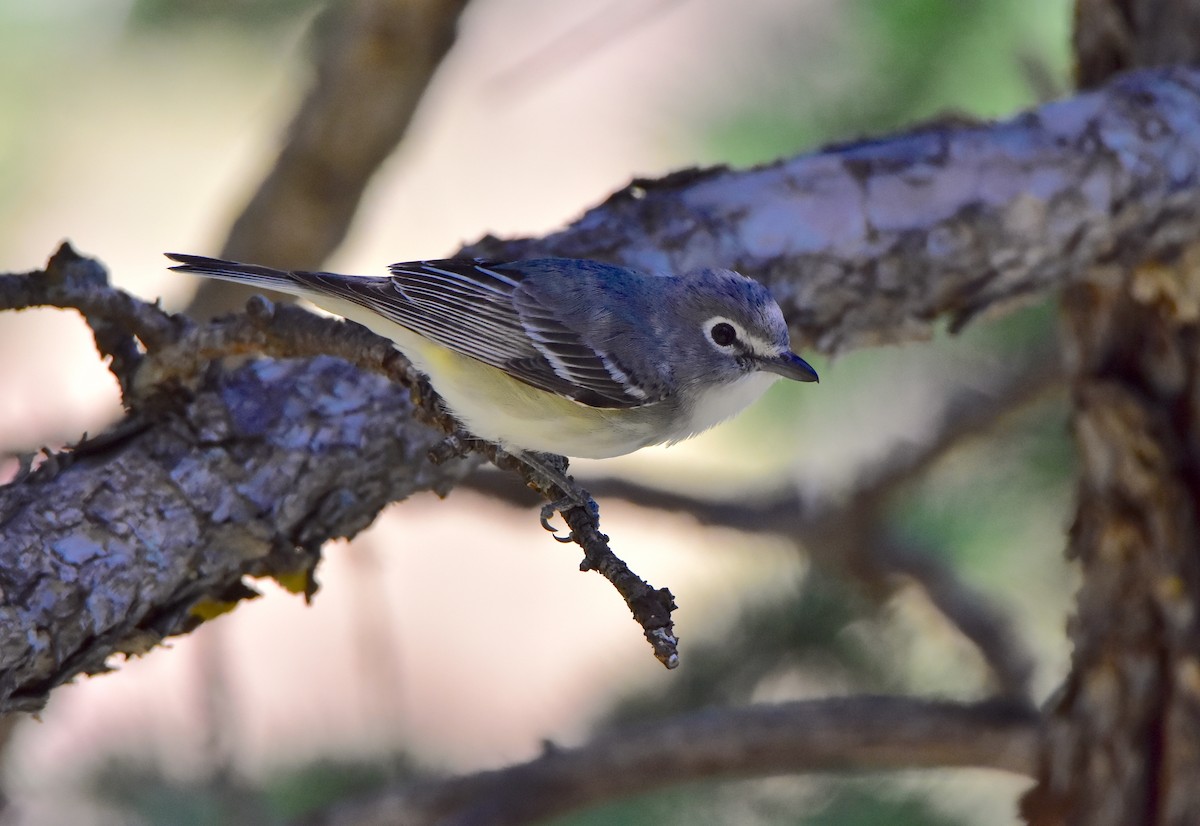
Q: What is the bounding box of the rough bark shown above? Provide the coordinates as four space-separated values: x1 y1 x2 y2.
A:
1021 1 1200 824
1025 272 1200 825
0 348 470 712
0 245 680 709
469 67 1200 354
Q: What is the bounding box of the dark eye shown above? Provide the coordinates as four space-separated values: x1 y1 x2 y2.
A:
710 322 738 347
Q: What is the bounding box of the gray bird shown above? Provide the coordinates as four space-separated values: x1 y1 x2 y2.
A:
167 254 818 459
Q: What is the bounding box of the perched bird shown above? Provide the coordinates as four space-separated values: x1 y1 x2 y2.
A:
167 254 818 459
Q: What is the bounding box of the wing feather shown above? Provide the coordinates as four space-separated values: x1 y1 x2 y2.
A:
294 260 660 408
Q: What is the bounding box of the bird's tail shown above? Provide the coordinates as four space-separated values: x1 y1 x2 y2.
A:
165 253 310 298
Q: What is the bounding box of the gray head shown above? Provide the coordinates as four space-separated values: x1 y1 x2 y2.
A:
668 268 819 386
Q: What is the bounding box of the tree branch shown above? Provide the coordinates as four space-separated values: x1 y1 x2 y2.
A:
0 259 468 710
1022 4 1200 821
4 65 1200 705
0 245 679 712
467 66 1200 352
299 696 1039 826
466 347 1061 699
0 245 182 400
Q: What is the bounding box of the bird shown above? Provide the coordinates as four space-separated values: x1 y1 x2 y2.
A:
166 253 818 459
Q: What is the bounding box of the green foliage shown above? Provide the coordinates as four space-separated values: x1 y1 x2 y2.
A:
888 300 1075 577
128 0 316 27
544 777 968 826
545 783 725 826
802 782 965 826
705 0 1072 165
92 755 421 825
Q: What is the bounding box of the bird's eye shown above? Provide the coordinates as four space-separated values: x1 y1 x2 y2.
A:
709 322 738 347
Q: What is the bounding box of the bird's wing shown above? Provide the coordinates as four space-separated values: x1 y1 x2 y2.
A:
292 259 661 408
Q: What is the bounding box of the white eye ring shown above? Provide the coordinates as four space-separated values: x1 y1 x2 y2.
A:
704 316 743 350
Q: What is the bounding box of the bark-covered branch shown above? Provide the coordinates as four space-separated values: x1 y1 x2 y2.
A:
0 245 675 712
300 697 1039 826
3 65 1199 710
468 66 1200 352
0 349 458 712
1021 3 1200 822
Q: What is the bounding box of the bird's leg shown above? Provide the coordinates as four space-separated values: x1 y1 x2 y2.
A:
515 450 574 495
499 450 597 542
428 436 596 541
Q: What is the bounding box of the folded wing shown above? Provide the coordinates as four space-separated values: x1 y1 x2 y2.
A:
291 259 661 408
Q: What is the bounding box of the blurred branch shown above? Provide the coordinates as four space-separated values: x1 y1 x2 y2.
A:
468 67 1200 354
1074 0 1200 89
485 0 683 96
872 533 1035 698
601 572 888 726
190 0 471 318
300 696 1039 826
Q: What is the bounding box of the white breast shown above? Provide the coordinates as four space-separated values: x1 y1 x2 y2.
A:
670 371 780 444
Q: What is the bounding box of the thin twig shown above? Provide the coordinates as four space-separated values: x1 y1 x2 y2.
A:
460 349 1064 695
0 243 183 399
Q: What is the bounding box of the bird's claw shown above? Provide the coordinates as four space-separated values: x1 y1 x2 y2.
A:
514 450 597 541
540 499 577 542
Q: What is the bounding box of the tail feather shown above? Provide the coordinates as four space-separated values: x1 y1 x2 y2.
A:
165 253 306 295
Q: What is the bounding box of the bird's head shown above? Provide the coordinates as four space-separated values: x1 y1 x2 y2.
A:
671 268 819 387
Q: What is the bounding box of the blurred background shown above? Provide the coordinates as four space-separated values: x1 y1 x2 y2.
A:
0 0 1074 824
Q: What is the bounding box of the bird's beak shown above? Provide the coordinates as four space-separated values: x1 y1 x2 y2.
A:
759 351 819 383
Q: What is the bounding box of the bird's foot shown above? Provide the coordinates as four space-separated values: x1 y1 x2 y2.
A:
508 450 597 541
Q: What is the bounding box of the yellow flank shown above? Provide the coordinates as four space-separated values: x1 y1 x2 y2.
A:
411 336 656 458
312 293 661 458
417 340 464 374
